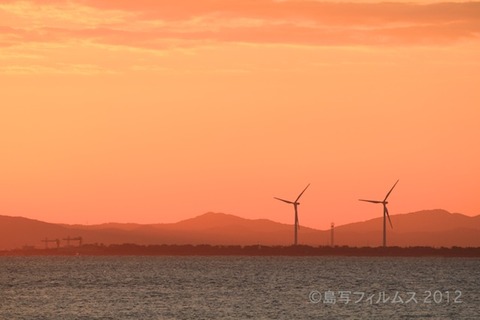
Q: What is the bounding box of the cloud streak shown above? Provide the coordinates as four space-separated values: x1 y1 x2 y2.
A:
0 0 479 50
1 1 479 76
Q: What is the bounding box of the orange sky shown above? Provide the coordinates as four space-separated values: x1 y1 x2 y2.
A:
1 0 479 229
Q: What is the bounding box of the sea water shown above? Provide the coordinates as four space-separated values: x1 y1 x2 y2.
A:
0 256 479 319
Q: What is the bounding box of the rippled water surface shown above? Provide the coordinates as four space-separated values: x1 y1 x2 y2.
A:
0 256 479 319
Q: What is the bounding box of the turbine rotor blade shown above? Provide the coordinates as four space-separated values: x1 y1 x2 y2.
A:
274 197 294 204
359 199 383 204
295 183 310 202
385 206 393 229
384 179 399 201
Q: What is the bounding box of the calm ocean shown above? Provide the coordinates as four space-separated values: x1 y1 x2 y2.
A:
0 256 478 319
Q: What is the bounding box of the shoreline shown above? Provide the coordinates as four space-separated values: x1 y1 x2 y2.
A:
2 244 480 257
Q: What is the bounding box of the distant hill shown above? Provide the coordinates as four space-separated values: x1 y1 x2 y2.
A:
332 209 480 247
1 209 479 250
0 215 160 250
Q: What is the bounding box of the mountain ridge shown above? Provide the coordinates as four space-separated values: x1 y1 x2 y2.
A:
1 209 479 250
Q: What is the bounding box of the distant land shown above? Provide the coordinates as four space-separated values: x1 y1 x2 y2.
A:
3 244 480 258
0 209 479 250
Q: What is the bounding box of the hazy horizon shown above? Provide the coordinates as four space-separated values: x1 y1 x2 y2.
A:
2 207 478 228
2 208 480 249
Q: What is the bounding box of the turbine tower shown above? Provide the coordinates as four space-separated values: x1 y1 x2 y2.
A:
274 183 310 246
359 179 399 247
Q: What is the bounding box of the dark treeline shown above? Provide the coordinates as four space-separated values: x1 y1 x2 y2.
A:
2 244 480 257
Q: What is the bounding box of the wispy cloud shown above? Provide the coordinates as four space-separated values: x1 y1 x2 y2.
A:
1 0 479 49
0 63 118 75
1 1 479 75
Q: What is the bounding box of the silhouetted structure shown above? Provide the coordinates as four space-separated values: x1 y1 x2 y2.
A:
274 183 310 246
359 180 399 247
63 236 83 247
41 238 60 249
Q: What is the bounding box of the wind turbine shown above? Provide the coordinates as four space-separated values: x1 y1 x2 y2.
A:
274 183 310 246
359 180 399 247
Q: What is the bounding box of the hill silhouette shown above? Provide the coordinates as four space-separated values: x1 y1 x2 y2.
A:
333 209 480 247
0 209 479 250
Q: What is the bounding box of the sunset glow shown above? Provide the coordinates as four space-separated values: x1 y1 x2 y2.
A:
1 0 479 229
